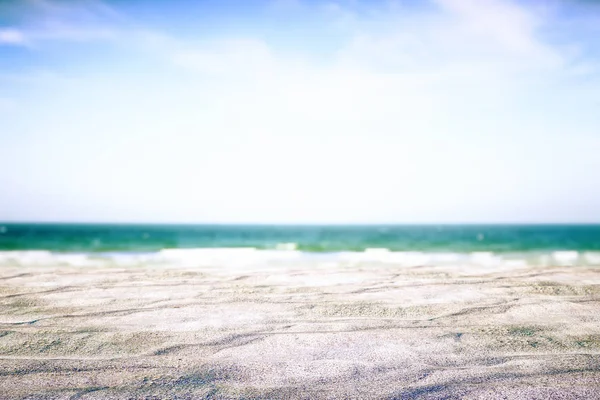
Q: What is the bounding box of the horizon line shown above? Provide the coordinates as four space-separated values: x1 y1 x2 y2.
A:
2 221 600 226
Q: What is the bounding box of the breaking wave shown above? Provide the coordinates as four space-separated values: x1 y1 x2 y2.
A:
1 248 599 268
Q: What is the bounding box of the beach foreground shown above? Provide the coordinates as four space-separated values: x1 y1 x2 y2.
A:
1 260 599 399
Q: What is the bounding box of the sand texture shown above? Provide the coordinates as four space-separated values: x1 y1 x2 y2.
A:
1 261 600 399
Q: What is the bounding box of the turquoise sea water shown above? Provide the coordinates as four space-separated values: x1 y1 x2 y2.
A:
1 223 600 252
1 224 599 266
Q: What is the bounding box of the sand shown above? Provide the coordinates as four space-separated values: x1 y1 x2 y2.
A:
1 260 600 399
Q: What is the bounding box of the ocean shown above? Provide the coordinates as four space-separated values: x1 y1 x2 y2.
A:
1 223 599 267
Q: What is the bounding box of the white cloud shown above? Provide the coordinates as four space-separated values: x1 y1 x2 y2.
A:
435 0 561 65
333 0 563 77
115 0 586 142
173 39 277 77
3 0 122 45
33 25 117 42
0 28 27 45
435 0 540 50
139 0 572 137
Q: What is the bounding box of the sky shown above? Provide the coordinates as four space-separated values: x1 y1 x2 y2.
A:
1 0 600 224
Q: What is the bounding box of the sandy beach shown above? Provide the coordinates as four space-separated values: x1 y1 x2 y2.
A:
1 259 600 399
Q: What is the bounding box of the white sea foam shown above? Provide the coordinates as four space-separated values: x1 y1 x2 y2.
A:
158 247 302 267
583 252 600 265
0 251 101 266
98 252 165 265
159 248 259 267
0 249 598 268
552 251 579 266
276 242 298 251
338 250 501 267
469 252 501 266
0 251 54 264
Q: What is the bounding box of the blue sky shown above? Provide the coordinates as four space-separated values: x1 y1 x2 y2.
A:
1 0 600 223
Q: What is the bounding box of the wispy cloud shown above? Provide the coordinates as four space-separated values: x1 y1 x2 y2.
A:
0 0 123 46
334 0 563 77
0 28 27 45
172 39 277 77
0 0 580 77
